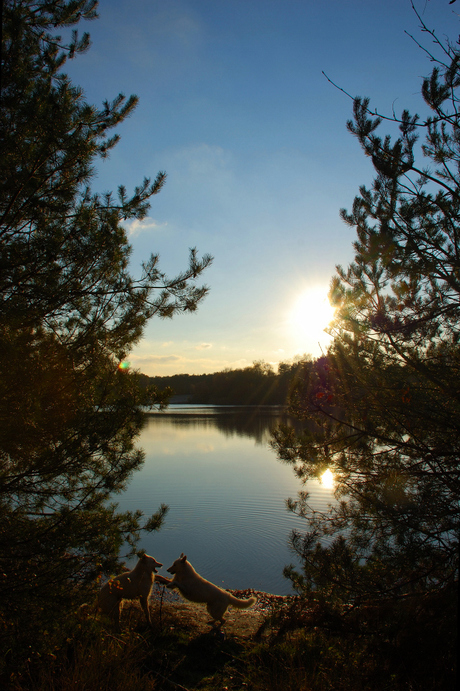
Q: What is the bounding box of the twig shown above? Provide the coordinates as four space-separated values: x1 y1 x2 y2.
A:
103 632 127 645
154 671 191 691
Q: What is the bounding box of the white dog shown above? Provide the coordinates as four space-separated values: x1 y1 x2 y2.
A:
97 553 169 629
166 553 257 625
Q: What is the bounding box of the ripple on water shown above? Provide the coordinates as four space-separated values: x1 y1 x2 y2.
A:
116 407 335 595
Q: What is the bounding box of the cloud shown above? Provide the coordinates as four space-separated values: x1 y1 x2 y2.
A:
195 343 212 350
178 143 231 176
163 144 237 215
125 217 167 237
130 354 182 365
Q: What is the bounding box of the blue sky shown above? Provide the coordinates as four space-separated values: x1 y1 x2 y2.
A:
66 0 457 375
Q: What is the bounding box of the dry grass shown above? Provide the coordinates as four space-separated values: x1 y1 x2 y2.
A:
4 593 455 691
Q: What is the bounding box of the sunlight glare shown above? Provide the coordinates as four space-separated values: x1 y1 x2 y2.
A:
320 468 335 490
288 287 335 347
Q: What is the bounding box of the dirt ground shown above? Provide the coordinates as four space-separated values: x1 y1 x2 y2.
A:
102 586 300 690
145 585 295 639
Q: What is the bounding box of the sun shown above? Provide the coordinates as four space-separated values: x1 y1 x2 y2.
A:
288 287 336 348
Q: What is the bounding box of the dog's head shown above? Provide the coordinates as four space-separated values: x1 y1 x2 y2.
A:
141 554 163 573
167 553 187 574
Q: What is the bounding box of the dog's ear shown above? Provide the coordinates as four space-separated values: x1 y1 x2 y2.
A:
181 554 187 562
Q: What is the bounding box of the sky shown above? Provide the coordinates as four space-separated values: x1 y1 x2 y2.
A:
65 0 458 376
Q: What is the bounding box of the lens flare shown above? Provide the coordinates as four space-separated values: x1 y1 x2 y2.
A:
118 361 131 371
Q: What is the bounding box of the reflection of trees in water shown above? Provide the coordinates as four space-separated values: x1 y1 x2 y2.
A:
212 408 300 444
146 406 303 445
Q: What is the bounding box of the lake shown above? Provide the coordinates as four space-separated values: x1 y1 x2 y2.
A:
117 405 334 595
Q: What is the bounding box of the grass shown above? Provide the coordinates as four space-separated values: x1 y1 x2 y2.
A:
4 596 455 691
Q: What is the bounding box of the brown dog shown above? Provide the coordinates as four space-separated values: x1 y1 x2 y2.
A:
98 554 169 629
166 553 257 625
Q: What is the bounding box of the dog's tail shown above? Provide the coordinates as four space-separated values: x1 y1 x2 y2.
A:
228 594 257 610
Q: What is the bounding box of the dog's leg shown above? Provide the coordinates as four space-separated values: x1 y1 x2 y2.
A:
155 574 171 585
206 601 227 625
139 595 152 627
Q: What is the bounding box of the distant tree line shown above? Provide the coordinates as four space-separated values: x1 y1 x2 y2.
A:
140 359 311 405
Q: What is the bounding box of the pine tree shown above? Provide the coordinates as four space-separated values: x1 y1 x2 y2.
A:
0 0 211 664
273 9 459 686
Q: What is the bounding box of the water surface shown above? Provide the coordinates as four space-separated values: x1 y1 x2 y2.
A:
117 405 333 595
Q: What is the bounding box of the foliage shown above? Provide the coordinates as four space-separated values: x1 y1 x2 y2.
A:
0 0 211 673
143 358 309 405
6 597 451 691
272 8 460 687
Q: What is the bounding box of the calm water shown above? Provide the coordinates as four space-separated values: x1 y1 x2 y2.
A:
116 405 334 595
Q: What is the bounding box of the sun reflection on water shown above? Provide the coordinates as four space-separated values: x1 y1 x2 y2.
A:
320 468 335 490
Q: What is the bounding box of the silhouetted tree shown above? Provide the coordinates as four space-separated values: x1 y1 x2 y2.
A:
273 9 459 688
0 0 211 666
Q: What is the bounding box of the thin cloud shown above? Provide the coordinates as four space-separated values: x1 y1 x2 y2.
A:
131 354 182 365
125 217 167 237
195 343 212 350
